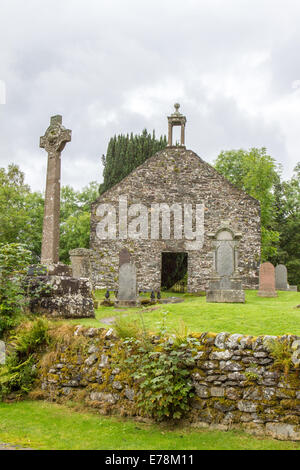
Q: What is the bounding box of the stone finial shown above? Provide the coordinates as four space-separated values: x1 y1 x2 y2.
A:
174 103 180 114
167 104 187 147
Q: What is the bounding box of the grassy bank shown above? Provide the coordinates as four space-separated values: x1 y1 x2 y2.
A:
68 290 300 337
0 401 299 450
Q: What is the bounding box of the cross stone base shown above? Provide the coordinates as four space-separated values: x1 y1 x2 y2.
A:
206 289 245 303
26 273 95 318
206 274 245 303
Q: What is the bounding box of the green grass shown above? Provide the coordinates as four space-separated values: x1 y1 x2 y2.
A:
68 290 300 337
0 401 299 450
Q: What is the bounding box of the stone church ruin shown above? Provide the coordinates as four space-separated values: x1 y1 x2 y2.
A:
71 105 261 293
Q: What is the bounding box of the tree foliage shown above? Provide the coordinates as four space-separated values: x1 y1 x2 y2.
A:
0 165 44 259
99 129 167 194
0 165 98 265
0 243 32 337
272 164 300 287
59 182 98 263
214 148 281 261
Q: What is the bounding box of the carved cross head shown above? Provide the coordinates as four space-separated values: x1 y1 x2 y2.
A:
40 115 71 153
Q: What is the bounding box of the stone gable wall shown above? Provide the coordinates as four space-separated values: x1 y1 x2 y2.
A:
89 148 261 292
38 327 300 441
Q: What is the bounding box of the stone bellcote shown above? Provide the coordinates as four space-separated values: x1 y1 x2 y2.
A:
167 103 186 147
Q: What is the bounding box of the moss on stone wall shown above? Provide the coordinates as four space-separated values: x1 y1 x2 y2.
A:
31 325 300 440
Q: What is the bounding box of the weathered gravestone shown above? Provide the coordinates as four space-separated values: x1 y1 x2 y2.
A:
26 115 95 318
69 248 92 279
258 262 277 297
206 222 245 303
275 264 288 291
275 264 298 292
0 341 5 365
115 249 140 307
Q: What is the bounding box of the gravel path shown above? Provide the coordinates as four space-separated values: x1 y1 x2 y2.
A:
0 442 32 450
100 316 116 325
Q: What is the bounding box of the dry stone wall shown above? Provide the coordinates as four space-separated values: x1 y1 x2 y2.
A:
89 148 261 292
38 326 300 441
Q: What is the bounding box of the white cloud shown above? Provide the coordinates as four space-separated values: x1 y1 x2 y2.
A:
123 78 186 118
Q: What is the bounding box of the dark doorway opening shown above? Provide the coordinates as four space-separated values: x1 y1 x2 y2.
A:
161 252 188 291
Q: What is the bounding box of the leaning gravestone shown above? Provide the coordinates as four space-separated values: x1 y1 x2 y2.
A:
206 222 245 303
258 262 277 297
114 249 140 307
0 341 5 365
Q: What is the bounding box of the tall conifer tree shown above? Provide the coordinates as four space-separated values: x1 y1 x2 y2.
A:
99 129 167 194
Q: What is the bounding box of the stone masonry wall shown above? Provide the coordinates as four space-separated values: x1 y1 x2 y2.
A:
89 148 261 292
38 327 300 441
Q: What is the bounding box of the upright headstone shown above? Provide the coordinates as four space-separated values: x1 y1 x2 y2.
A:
40 115 71 266
275 264 288 291
69 248 92 279
275 264 298 291
0 341 5 365
206 222 245 303
258 262 277 297
115 249 140 307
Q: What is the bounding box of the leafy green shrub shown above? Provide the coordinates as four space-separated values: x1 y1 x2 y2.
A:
121 333 199 421
9 318 51 356
0 243 32 337
0 318 50 399
0 354 37 398
115 313 197 420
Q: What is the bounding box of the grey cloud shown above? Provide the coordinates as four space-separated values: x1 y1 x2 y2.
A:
0 0 299 190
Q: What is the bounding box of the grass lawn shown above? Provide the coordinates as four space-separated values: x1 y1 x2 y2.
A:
0 400 299 450
67 290 300 337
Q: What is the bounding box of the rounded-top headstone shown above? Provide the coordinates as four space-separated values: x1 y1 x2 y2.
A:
275 264 288 291
258 262 277 297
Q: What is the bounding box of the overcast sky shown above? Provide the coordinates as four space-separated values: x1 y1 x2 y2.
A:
0 0 300 192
